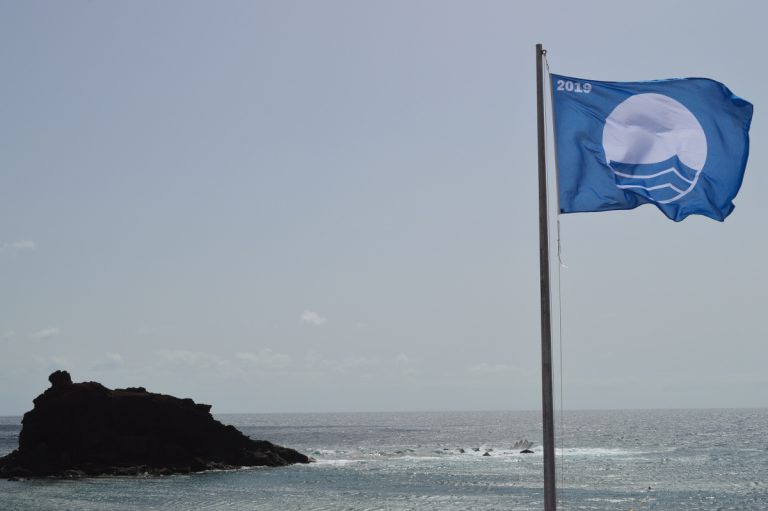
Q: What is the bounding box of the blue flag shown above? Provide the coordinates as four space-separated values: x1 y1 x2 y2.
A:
551 74 753 221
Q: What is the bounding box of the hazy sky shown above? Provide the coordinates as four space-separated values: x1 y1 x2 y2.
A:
1 1 766 415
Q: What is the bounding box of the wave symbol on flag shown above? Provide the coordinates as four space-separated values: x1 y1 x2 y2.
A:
602 93 707 204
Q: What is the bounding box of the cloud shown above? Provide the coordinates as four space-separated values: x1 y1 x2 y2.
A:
33 355 70 372
236 349 293 370
394 353 418 376
395 353 412 364
155 350 243 379
105 352 123 363
2 329 15 339
304 351 377 372
157 349 227 368
92 352 124 371
335 355 374 370
29 327 61 340
301 310 328 326
3 240 36 250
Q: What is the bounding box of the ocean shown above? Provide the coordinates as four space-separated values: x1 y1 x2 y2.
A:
1 409 766 510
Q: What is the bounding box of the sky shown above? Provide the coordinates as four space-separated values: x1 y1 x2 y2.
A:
1 0 766 415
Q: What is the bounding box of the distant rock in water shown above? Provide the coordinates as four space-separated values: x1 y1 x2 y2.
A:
0 371 311 478
511 439 534 451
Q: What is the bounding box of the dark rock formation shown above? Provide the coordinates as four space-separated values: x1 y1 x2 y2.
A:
0 371 311 478
520 448 534 454
48 370 72 388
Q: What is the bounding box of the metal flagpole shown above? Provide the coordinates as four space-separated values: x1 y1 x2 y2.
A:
535 42 557 511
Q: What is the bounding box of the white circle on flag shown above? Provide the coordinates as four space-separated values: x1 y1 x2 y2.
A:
602 93 707 203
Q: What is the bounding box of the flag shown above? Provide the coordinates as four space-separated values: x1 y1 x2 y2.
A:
551 73 753 222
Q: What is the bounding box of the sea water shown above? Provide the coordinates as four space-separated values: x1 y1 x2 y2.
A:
1 409 766 510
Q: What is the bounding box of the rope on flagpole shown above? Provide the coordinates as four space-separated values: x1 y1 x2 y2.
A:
556 219 566 497
542 48 568 505
557 220 568 269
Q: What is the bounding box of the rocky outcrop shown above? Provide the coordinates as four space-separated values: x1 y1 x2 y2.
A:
0 371 311 478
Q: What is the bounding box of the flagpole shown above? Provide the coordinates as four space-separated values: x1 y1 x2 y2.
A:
536 42 556 511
